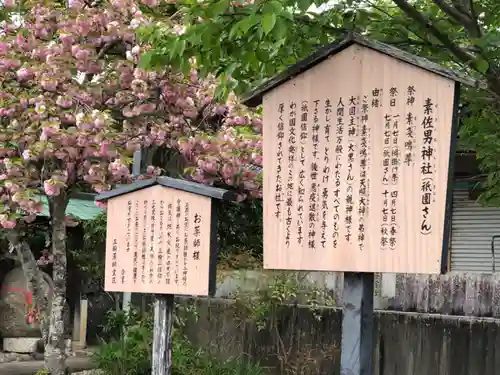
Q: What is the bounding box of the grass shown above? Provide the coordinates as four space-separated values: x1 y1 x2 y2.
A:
93 325 266 375
172 333 266 375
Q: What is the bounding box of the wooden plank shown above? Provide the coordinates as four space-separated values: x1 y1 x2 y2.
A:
340 272 374 375
104 185 214 296
152 294 174 375
262 43 456 274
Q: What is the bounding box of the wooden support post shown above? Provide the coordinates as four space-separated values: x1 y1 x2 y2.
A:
72 298 88 350
340 272 374 375
79 299 88 349
72 300 81 343
152 294 174 375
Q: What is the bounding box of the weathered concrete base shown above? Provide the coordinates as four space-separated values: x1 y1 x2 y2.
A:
214 270 500 317
0 352 32 363
2 337 73 354
0 357 95 375
72 371 103 375
2 338 39 354
181 297 500 375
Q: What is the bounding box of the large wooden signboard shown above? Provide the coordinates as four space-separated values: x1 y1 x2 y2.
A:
246 37 468 274
96 178 234 297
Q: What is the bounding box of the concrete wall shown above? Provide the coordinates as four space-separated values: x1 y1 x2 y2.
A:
182 298 500 375
81 270 500 344
215 270 500 317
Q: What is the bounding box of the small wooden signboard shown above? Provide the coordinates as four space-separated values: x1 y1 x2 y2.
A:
96 177 236 375
243 33 473 375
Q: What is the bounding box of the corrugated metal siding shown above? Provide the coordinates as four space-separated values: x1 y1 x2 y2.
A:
451 188 500 272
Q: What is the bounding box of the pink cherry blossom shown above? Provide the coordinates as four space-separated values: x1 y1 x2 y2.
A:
0 0 262 245
1 220 16 229
16 67 33 81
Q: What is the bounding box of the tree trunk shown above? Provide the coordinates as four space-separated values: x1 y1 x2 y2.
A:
45 193 69 375
7 231 50 344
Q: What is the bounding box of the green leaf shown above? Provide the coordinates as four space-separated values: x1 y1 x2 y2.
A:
297 0 313 12
208 0 230 17
138 51 153 69
178 39 186 57
225 63 238 77
169 39 179 59
238 14 259 34
261 13 277 35
263 0 282 14
229 21 241 39
476 59 489 74
272 17 287 40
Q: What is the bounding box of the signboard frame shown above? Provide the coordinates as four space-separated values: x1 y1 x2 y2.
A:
96 176 236 375
243 32 472 375
244 34 472 276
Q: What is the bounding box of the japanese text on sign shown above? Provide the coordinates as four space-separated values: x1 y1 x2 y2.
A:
104 186 214 296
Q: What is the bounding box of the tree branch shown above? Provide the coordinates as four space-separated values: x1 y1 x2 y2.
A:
391 0 480 70
365 0 436 47
432 0 481 37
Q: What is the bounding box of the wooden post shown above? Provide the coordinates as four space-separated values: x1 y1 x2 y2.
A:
79 299 88 349
340 272 374 375
152 294 174 375
72 298 88 350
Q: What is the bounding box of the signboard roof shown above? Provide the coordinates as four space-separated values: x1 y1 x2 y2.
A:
243 33 479 107
95 176 237 202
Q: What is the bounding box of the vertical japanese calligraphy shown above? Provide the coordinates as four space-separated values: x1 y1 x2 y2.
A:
175 198 181 285
345 96 357 243
420 97 436 235
333 98 344 248
193 213 201 260
382 113 391 185
111 239 117 284
157 200 164 284
358 95 369 251
141 199 148 284
183 203 189 285
262 43 456 274
296 101 308 245
148 200 156 284
321 99 332 248
275 103 285 219
307 100 318 249
126 200 132 253
104 185 214 295
389 88 400 250
133 201 139 284
285 102 297 247
166 202 173 285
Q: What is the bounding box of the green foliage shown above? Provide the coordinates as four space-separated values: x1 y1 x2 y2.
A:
139 0 338 99
69 212 107 281
216 199 263 257
231 271 335 331
93 309 153 375
93 308 266 375
139 0 500 205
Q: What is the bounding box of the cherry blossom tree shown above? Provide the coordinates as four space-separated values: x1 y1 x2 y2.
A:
0 0 262 373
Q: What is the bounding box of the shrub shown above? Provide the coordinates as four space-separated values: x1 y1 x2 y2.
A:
92 309 152 375
93 308 266 375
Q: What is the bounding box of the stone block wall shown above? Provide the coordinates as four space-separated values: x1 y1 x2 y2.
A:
215 270 500 317
182 298 500 375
